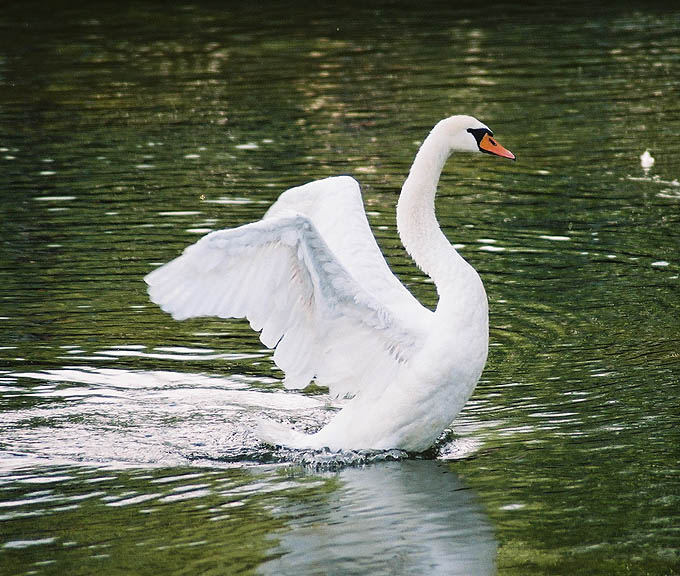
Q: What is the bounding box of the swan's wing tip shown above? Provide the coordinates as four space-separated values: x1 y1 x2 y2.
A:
143 267 160 287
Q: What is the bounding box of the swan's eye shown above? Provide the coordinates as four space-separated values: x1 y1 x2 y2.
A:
466 127 492 146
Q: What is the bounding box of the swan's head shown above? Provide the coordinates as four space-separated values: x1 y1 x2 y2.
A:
436 115 515 160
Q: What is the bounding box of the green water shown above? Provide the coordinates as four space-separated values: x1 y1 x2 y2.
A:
1 2 679 574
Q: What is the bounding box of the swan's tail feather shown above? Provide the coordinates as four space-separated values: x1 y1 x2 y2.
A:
255 418 318 450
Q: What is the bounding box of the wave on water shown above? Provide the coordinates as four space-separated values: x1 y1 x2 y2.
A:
2 366 483 471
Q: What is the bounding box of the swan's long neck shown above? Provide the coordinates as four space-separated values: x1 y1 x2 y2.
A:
396 125 478 306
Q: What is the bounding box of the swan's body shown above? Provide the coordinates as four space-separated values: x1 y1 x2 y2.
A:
145 115 514 452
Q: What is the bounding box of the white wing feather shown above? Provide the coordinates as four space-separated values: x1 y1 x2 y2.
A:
145 213 423 398
266 176 430 326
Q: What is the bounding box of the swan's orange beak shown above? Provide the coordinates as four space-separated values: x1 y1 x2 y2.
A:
479 133 515 160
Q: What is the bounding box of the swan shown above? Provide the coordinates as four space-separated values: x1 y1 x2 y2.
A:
144 115 515 453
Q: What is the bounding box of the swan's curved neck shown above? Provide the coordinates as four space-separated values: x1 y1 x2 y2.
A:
396 125 473 300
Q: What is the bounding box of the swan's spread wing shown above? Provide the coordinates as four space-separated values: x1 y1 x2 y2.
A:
265 176 428 323
145 215 421 398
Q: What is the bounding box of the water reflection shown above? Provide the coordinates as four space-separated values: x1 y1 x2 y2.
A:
0 460 495 576
262 461 496 576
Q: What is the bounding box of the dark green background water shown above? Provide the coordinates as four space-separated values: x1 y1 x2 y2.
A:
1 2 678 574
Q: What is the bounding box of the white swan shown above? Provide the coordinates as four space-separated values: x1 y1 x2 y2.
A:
144 115 515 452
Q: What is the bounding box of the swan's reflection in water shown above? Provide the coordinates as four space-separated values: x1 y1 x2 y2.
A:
5 366 495 575
262 460 496 576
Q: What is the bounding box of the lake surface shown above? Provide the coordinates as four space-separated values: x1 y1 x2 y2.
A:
1 1 679 574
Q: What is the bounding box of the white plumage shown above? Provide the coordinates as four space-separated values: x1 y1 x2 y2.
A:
640 149 654 170
145 115 515 452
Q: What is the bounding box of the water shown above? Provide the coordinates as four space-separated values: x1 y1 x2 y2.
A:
1 1 679 574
